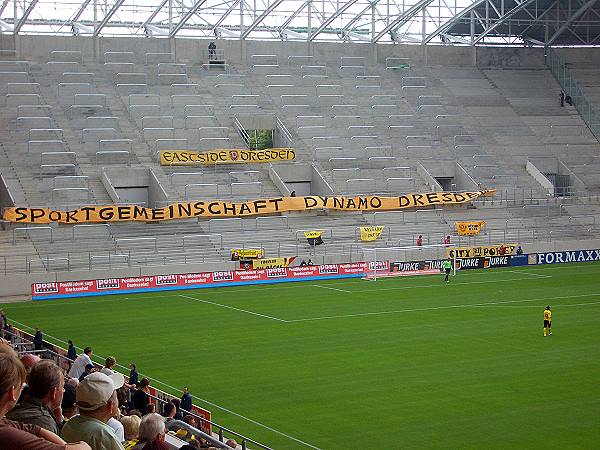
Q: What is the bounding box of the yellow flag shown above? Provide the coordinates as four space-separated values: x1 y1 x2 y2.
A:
303 231 324 239
455 221 486 236
360 226 385 242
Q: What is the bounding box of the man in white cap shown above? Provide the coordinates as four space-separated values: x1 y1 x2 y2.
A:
61 372 126 450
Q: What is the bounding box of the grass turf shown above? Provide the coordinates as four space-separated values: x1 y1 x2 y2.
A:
2 263 600 450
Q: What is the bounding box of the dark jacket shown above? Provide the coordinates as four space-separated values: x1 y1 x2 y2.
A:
6 396 60 435
180 393 193 412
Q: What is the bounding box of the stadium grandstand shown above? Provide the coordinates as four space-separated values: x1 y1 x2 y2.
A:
0 0 599 448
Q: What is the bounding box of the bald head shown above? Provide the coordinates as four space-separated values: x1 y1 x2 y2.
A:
20 353 41 370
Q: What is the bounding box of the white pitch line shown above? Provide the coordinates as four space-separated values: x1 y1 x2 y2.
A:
313 284 351 293
349 275 551 293
506 270 552 278
286 292 600 323
7 319 321 450
469 300 600 308
178 294 288 323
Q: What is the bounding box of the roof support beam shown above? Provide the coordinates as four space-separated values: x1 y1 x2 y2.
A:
423 0 486 44
372 0 434 43
211 0 242 34
169 0 209 38
309 0 361 42
14 0 39 34
278 0 310 33
341 0 382 38
473 0 539 43
241 0 285 39
546 0 598 45
142 0 169 29
0 0 11 16
72 0 93 23
93 0 125 36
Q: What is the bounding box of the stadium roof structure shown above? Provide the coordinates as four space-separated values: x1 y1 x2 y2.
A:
0 0 599 46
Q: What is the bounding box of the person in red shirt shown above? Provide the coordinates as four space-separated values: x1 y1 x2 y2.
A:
416 235 423 246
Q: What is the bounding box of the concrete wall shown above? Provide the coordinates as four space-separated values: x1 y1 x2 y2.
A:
13 34 588 68
0 173 15 208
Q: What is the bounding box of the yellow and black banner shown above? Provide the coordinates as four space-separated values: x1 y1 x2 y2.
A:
159 148 295 166
455 221 486 236
252 257 295 269
360 226 385 242
446 243 518 259
231 248 264 260
303 231 324 239
2 190 495 224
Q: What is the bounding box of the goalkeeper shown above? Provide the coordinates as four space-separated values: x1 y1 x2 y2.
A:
443 259 452 282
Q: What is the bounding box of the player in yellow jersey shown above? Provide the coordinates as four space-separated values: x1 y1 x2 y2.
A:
543 306 552 337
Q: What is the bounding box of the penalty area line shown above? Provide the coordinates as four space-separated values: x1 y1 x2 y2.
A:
178 294 289 323
312 284 351 293
286 292 600 323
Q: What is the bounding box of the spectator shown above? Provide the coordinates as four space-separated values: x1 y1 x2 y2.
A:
132 379 150 413
78 364 95 382
101 357 117 376
33 328 44 351
208 42 217 60
516 245 523 255
143 404 155 416
130 413 167 450
307 259 313 265
7 360 65 435
443 235 451 246
565 94 573 106
61 371 126 450
182 414 197 428
120 414 141 442
498 244 506 256
171 398 183 420
61 384 78 422
68 347 93 379
290 190 296 197
161 402 176 423
181 387 192 413
0 310 6 339
66 341 77 362
20 353 41 373
416 235 423 246
129 364 139 387
226 439 238 448
107 410 124 443
560 90 565 107
0 353 91 450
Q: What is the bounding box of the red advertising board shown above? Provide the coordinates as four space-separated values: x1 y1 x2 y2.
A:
31 262 375 300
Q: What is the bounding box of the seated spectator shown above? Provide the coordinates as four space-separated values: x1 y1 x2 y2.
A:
161 402 176 423
78 364 95 382
182 415 197 428
498 244 506 256
61 384 78 422
108 410 124 443
132 379 150 413
101 357 117 376
68 347 93 380
18 353 41 402
516 245 523 255
130 413 167 450
120 414 141 442
226 439 238 448
143 404 156 416
0 310 6 339
61 371 126 450
171 398 183 420
7 360 64 434
0 353 91 450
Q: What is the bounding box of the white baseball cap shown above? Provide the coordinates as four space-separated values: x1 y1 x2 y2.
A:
76 371 125 411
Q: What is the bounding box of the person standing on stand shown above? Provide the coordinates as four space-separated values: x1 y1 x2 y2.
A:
559 90 565 107
208 42 216 60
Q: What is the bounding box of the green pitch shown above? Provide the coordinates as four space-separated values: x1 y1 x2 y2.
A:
2 263 600 450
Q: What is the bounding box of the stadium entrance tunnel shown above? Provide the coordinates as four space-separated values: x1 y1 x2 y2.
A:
101 167 168 208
